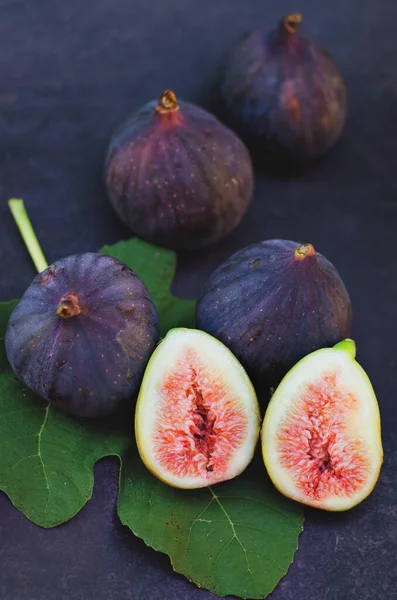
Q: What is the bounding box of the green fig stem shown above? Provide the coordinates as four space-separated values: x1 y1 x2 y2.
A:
9 199 48 274
334 338 356 359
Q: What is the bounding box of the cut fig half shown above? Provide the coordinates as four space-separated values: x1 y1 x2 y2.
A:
262 339 383 511
135 328 260 489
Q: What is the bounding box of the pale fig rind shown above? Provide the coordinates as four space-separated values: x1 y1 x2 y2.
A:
261 339 383 511
135 328 260 489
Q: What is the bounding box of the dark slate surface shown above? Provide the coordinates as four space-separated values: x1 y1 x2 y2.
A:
0 1 396 599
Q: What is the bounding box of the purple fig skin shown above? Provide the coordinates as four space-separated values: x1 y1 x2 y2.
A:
105 90 254 250
219 14 347 161
196 240 352 392
5 253 159 418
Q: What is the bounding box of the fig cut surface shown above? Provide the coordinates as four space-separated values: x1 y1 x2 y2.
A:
262 340 383 511
135 328 260 489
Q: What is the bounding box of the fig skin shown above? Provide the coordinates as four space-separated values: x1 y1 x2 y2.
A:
196 240 352 393
218 14 347 162
5 253 159 418
261 339 383 511
105 90 254 250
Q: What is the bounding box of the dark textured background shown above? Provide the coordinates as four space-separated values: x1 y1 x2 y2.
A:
0 1 396 599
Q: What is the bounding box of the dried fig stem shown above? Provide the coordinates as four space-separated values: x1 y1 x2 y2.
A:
56 294 81 319
8 198 49 273
294 243 316 261
281 13 303 36
157 90 179 113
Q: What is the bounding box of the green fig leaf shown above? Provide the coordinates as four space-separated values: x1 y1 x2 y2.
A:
118 446 303 599
0 238 303 598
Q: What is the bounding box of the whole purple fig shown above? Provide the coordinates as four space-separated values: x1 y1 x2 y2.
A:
196 240 351 393
105 90 253 249
5 253 159 418
219 14 347 161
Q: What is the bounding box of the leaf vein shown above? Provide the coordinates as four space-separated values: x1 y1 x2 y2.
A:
245 548 287 572
210 487 259 596
147 482 159 531
183 496 215 557
37 403 51 516
216 495 302 525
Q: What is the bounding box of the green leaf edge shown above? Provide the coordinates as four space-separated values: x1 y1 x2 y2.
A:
116 480 304 599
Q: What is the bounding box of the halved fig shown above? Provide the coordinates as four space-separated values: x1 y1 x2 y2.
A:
262 339 383 511
135 328 260 488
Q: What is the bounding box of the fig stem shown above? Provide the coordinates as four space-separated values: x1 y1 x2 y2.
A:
281 13 303 35
56 294 81 319
294 243 316 261
157 90 179 113
8 199 49 273
334 338 356 359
